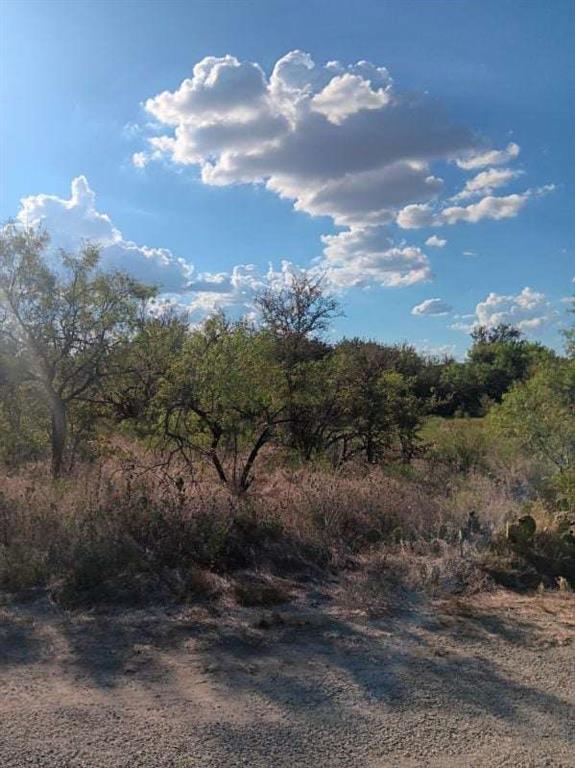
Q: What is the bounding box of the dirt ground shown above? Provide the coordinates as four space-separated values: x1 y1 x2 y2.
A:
0 587 574 768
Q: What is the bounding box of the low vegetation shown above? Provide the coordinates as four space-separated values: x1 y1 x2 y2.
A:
0 226 574 607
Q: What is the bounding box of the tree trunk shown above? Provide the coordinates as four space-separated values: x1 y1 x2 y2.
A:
50 396 68 479
366 432 376 464
238 428 271 493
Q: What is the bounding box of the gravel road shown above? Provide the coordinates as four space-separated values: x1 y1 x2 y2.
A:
1 589 573 767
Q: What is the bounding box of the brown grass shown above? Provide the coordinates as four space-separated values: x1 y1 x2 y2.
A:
0 448 567 607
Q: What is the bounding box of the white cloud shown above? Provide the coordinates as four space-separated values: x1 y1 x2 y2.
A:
414 341 457 359
425 235 446 248
18 176 119 250
14 176 297 318
396 203 435 229
456 142 520 170
452 167 522 200
398 186 553 229
132 151 149 169
145 55 270 129
134 52 549 291
452 286 558 334
310 72 391 125
442 185 554 226
440 192 530 225
136 51 488 289
320 227 431 289
284 162 443 227
411 298 452 316
142 52 473 196
17 176 193 292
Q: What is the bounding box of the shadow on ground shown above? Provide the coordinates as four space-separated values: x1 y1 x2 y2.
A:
1 590 573 744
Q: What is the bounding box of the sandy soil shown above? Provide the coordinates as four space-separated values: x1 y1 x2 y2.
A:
0 588 574 768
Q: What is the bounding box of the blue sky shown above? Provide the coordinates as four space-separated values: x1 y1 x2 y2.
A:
1 0 573 356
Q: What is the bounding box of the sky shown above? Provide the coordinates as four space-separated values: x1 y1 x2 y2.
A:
1 0 574 357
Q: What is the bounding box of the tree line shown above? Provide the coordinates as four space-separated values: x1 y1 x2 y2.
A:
1 225 572 496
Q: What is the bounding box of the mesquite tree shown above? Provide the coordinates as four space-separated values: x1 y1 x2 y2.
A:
0 224 152 477
157 315 286 493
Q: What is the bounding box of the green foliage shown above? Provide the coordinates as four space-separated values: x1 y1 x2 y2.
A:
331 340 424 464
553 469 575 512
0 222 569 531
489 359 575 479
423 416 490 474
438 325 554 417
506 514 537 545
0 223 154 476
155 314 286 491
0 383 50 464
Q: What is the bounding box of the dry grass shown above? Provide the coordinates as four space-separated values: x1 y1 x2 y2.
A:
0 448 571 607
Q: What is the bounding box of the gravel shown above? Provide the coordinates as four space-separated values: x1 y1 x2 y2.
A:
0 590 573 767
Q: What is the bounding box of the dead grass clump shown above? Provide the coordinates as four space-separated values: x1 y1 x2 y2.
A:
257 467 448 554
233 573 293 607
0 454 556 607
0 463 328 604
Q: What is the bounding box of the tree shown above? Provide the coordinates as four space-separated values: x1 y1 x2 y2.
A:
469 325 550 395
439 361 489 416
157 315 285 493
561 298 575 359
102 310 189 425
438 324 554 416
255 273 341 460
470 324 522 345
256 273 340 357
489 359 575 475
331 340 423 464
0 224 152 477
0 333 50 464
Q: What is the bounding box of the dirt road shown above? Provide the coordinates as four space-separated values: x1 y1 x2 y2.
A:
1 589 573 767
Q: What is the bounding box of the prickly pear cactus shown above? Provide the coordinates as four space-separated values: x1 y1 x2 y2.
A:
506 514 536 545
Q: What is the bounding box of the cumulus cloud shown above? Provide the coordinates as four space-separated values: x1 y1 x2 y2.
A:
17 176 194 292
396 203 436 230
310 72 391 125
452 287 558 334
425 235 446 248
414 341 457 359
145 55 270 129
452 167 522 200
142 52 473 197
398 186 553 229
136 51 501 288
440 192 531 225
443 185 554 226
183 261 299 318
133 52 550 290
456 142 520 170
285 162 443 227
18 176 120 250
320 227 431 289
14 176 297 318
411 298 452 316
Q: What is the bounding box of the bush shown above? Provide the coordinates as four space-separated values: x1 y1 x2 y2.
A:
422 417 491 474
486 510 575 590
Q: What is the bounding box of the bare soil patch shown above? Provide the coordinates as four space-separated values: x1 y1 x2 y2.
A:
0 588 573 767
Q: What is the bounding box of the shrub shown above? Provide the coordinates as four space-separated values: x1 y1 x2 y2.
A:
423 417 491 474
